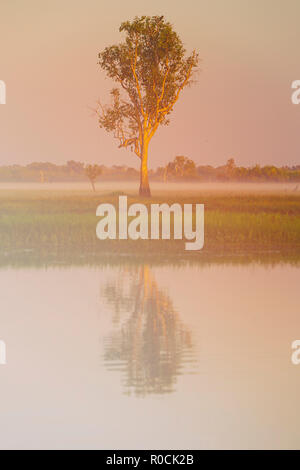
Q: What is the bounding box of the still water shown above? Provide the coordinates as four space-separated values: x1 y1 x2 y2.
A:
0 260 299 449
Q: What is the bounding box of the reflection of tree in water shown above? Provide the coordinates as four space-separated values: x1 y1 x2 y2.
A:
102 265 195 396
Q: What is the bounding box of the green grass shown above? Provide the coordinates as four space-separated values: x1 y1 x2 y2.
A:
0 189 299 262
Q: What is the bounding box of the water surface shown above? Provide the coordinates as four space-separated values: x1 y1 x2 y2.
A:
0 260 299 449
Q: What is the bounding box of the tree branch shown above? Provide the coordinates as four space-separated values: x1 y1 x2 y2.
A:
130 40 146 118
158 52 195 115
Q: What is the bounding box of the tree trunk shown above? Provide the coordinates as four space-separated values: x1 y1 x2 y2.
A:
139 140 151 197
91 180 95 192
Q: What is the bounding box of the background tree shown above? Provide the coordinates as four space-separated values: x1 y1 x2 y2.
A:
225 158 236 179
67 160 85 176
85 164 102 191
165 155 197 179
226 158 235 173
97 15 199 197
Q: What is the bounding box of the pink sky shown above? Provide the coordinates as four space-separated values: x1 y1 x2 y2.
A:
1 0 300 169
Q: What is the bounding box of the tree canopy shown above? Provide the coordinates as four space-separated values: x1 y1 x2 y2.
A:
97 15 199 196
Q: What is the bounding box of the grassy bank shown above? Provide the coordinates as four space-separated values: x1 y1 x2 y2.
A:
0 188 299 262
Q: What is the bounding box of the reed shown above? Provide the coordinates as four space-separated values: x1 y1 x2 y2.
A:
0 189 299 257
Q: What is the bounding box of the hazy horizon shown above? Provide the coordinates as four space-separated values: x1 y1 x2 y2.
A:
1 0 300 169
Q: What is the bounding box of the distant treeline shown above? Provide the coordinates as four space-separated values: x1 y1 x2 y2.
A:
0 157 300 183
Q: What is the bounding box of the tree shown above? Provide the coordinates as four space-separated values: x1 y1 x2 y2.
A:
97 15 199 197
85 164 102 191
226 158 236 172
225 158 236 179
67 160 85 175
164 155 197 179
